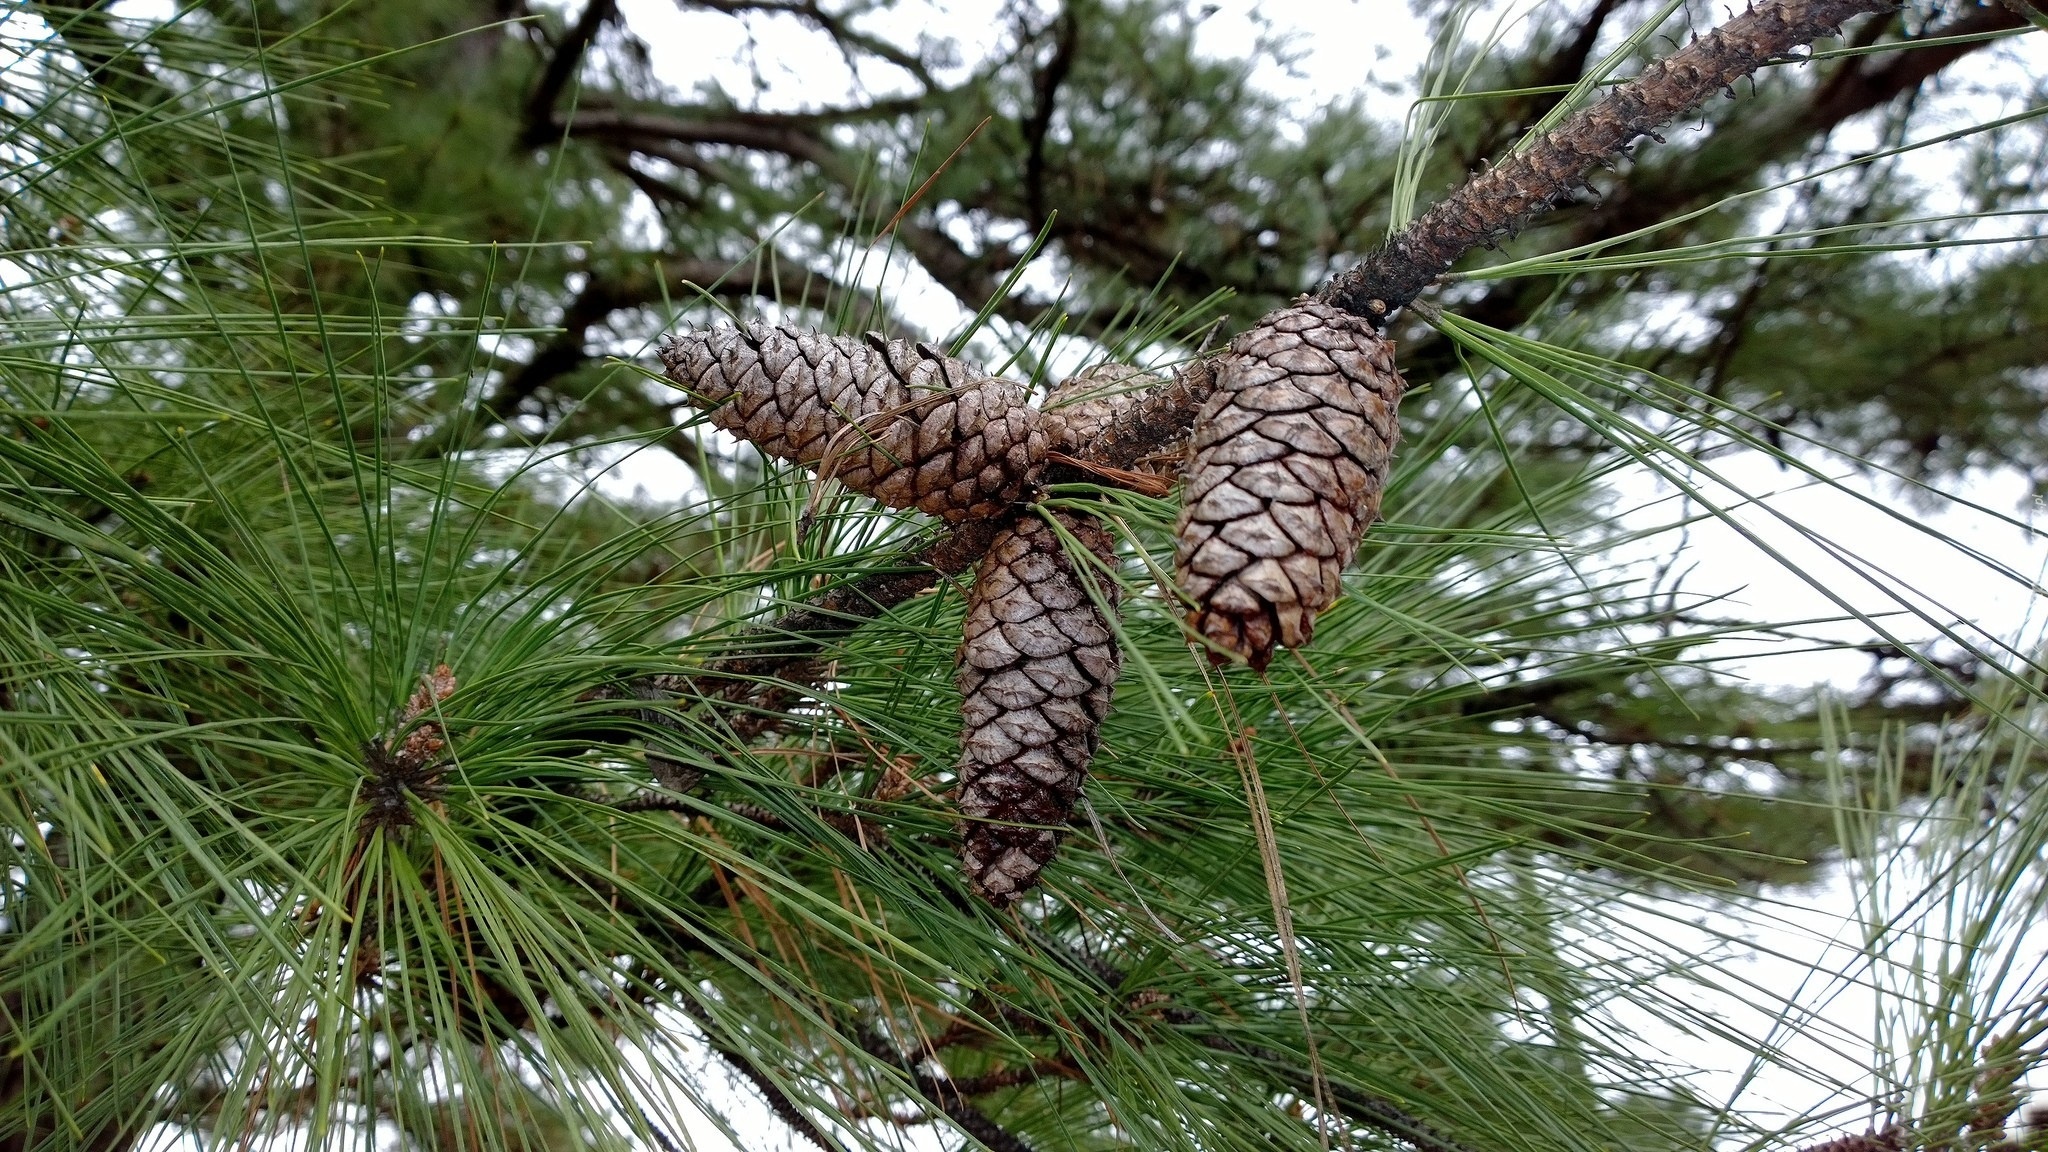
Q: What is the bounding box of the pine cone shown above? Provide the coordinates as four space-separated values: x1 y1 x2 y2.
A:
1173 300 1405 670
658 324 1049 522
1043 363 1157 453
956 511 1122 904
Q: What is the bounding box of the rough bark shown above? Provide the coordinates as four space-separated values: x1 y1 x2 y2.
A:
1317 0 1897 322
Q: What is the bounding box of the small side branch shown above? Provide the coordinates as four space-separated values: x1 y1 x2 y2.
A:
853 1025 1040 1152
678 998 850 1152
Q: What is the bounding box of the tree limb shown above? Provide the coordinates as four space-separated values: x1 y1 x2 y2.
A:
682 0 938 88
1395 1 2023 383
1021 5 1079 227
1318 0 1898 322
852 1024 1039 1152
523 0 619 147
677 997 851 1152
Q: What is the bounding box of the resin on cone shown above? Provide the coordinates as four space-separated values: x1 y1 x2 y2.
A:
659 324 1048 522
1173 299 1404 670
955 512 1122 904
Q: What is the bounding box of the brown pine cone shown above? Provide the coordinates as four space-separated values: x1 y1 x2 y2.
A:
1173 299 1405 670
955 511 1122 904
1042 363 1157 453
658 323 1049 522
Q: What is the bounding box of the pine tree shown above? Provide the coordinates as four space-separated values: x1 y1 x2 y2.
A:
3 2 2046 1150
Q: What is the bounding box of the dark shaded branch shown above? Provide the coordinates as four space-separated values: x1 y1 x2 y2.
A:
690 516 1007 699
1318 0 1896 322
612 137 746 188
945 1063 1061 1096
523 0 619 147
853 1025 1039 1152
891 221 1015 312
682 0 938 88
607 151 706 212
556 92 933 184
558 107 846 171
568 99 1126 336
890 219 1143 339
1464 0 1625 166
968 929 1485 1152
1021 6 1079 226
1799 6 2015 143
1539 0 1623 111
663 811 1481 1152
677 998 850 1152
1189 1032 1484 1152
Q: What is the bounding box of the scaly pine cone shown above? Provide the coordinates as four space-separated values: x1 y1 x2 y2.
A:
658 324 1048 522
1173 299 1405 670
1043 363 1156 453
956 511 1122 904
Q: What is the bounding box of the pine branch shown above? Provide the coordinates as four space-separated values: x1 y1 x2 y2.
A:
1021 6 1080 227
658 810 1486 1152
677 998 851 1152
852 1025 1039 1152
699 510 1009 690
1397 1 2025 387
667 0 1927 704
1317 0 1897 323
